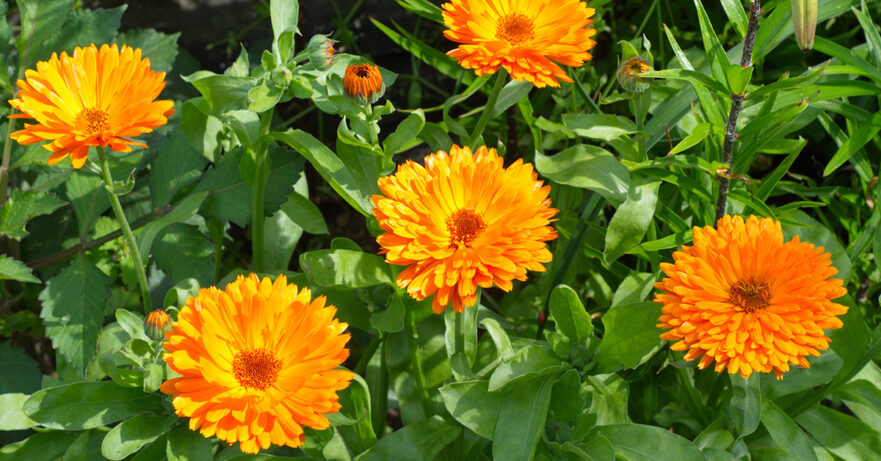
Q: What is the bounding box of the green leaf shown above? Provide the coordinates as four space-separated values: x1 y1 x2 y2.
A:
101 414 177 460
492 376 555 461
756 139 805 201
549 369 585 423
263 208 303 273
598 423 706 460
180 97 223 162
16 0 73 65
65 173 110 239
611 272 655 306
335 374 377 454
371 18 471 85
0 393 35 430
129 435 168 461
595 302 663 373
23 381 163 430
37 254 110 374
184 72 255 114
149 130 209 208
0 431 79 461
728 375 761 437
115 309 148 342
549 284 592 345
494 80 532 114
0 190 66 240
152 223 215 286
534 145 631 206
394 0 443 23
604 179 661 264
0 255 39 283
270 0 299 51
384 109 425 155
271 129 373 215
720 0 748 38
823 111 881 176
166 424 213 461
300 249 394 289
488 345 566 392
114 29 180 72
355 415 460 461
137 192 209 259
640 69 729 96
37 7 124 62
780 210 851 283
279 192 328 235
440 380 505 440
667 122 712 156
370 294 405 333
853 1 881 66
760 399 818 461
693 0 730 85
797 405 881 460
563 114 638 142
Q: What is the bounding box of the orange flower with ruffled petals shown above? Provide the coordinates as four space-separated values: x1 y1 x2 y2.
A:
160 274 353 454
441 0 597 88
7 43 174 168
343 63 383 103
656 215 848 379
372 145 557 313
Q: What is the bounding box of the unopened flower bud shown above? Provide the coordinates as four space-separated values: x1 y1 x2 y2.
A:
343 62 384 105
791 0 818 51
145 309 171 340
617 57 652 93
306 34 335 71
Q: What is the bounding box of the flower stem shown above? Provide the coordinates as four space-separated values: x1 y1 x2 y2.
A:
96 147 151 313
405 306 430 403
250 147 266 273
468 70 507 150
455 305 465 357
0 118 17 208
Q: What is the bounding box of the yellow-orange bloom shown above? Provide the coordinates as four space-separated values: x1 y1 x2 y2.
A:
160 274 353 453
343 63 383 103
441 0 597 88
655 215 848 379
7 43 174 168
372 145 557 313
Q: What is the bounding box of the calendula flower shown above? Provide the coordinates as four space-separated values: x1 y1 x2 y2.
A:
144 309 171 340
160 274 353 453
7 43 174 168
306 35 335 71
656 215 848 379
343 63 383 104
441 0 597 88
617 57 652 93
372 145 557 313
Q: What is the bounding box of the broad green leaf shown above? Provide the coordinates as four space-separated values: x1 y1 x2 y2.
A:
835 379 881 430
371 18 471 85
549 284 592 344
38 255 110 374
65 173 110 238
0 431 78 461
761 399 818 461
263 208 303 273
101 414 177 460
780 210 851 283
384 109 425 155
16 0 73 66
271 129 373 215
115 309 148 342
370 294 405 333
823 111 881 176
0 190 66 240
667 122 712 156
797 405 881 460
440 380 505 440
279 192 328 235
149 130 208 208
0 393 35 430
604 179 660 264
166 424 213 461
270 0 299 50
23 381 163 430
334 374 377 454
611 272 655 306
492 376 555 461
0 255 39 283
563 114 638 142
728 375 761 437
180 97 223 162
129 435 168 461
137 192 209 259
534 145 631 206
300 249 394 289
114 28 180 72
355 415 460 461
626 229 693 254
827 296 869 384
494 80 532 114
37 6 124 62
598 423 706 460
152 223 215 286
488 345 566 391
549 369 584 423
184 72 255 114
595 302 663 373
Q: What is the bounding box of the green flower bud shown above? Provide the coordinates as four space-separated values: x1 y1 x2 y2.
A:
617 57 652 93
792 0 818 51
306 34 335 71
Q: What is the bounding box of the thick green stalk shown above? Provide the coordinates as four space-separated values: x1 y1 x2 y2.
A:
455 306 465 357
251 147 266 273
96 147 151 313
0 119 16 208
468 70 507 150
405 307 430 403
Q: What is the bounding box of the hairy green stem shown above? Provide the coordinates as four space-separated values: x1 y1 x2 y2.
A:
251 147 266 273
96 147 151 313
468 70 507 150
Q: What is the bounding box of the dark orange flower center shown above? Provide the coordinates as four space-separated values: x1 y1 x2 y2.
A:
233 348 282 390
447 209 486 247
356 67 371 78
728 279 771 313
496 14 535 45
75 108 110 134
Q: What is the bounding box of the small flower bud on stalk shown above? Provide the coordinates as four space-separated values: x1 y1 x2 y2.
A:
616 57 652 93
306 34 335 71
145 309 171 340
792 0 818 51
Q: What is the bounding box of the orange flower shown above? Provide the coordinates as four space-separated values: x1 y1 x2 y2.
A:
371 145 557 313
441 0 597 88
343 63 383 103
7 43 174 168
656 215 848 379
144 309 171 339
160 274 353 453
